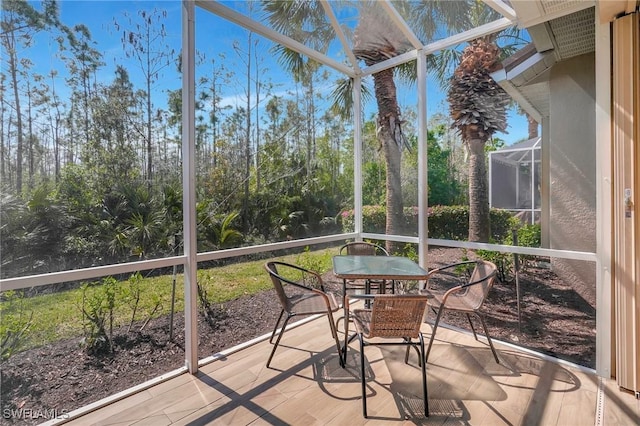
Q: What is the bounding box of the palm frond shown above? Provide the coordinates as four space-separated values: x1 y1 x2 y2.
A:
329 76 354 119
329 76 372 120
427 49 462 90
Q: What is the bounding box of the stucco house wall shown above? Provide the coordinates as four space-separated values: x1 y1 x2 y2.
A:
548 52 597 306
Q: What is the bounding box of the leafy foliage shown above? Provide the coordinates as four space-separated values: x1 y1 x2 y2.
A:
295 246 333 273
447 38 510 141
341 204 513 242
0 290 33 362
477 222 542 282
78 277 117 354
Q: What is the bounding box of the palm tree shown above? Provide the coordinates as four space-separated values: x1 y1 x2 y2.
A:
407 2 522 243
263 1 521 246
447 37 511 242
350 7 415 253
263 1 416 253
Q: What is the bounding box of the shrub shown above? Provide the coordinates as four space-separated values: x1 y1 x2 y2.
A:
504 223 542 270
78 277 117 355
476 222 542 282
296 246 333 273
340 205 516 242
476 247 514 283
0 290 33 362
339 205 386 234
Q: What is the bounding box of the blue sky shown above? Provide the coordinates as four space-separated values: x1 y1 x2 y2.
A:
30 0 530 145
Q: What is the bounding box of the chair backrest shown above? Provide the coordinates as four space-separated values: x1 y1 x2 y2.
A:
340 241 389 256
463 260 498 311
264 261 322 313
367 294 429 339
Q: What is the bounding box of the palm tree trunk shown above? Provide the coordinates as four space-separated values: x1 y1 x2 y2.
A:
372 68 403 253
467 138 490 242
527 114 539 139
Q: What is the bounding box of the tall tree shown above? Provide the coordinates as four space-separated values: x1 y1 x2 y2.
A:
65 25 103 149
57 23 104 172
32 70 66 183
206 55 232 169
351 6 414 252
0 73 7 184
115 8 174 184
232 36 255 234
91 66 139 188
405 1 522 241
22 61 36 189
447 37 510 241
0 0 59 194
47 70 64 182
263 1 466 252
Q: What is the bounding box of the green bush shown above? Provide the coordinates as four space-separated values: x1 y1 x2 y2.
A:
507 223 542 248
340 205 514 242
476 248 514 283
503 223 542 270
339 205 386 234
0 290 33 362
296 246 334 273
78 277 117 354
476 222 542 282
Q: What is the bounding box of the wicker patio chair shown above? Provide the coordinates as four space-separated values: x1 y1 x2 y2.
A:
264 261 344 368
348 294 430 418
420 259 500 364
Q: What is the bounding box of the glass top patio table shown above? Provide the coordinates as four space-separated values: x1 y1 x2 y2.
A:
332 255 430 281
333 255 430 365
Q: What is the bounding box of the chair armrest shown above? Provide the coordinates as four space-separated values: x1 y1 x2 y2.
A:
439 284 465 304
424 260 477 290
278 266 327 292
427 260 477 276
437 269 497 305
344 293 374 310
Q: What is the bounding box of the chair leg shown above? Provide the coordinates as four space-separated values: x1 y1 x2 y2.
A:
476 313 500 364
425 307 445 363
466 313 478 340
343 304 351 366
270 309 285 344
327 312 345 368
404 338 421 365
359 334 368 418
419 333 429 417
404 338 410 364
266 314 291 368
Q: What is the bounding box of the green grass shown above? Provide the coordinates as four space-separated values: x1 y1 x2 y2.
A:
1 248 338 353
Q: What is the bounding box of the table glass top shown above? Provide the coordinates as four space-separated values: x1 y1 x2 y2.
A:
332 255 429 279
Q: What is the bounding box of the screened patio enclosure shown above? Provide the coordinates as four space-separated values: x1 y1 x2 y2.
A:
489 137 541 224
4 0 639 412
179 0 522 374
180 0 609 380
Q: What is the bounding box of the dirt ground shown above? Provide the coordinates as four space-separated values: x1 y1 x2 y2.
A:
0 248 596 425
